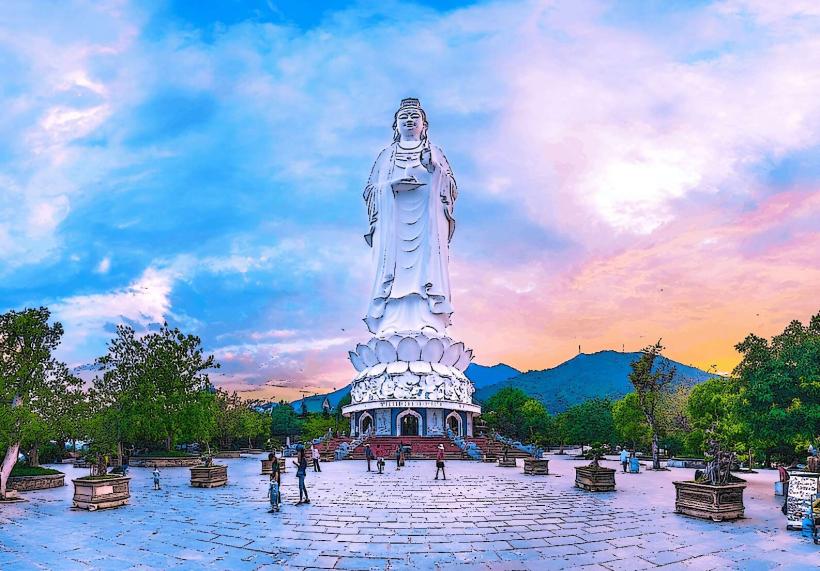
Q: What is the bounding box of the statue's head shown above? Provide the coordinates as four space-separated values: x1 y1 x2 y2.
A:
393 97 428 142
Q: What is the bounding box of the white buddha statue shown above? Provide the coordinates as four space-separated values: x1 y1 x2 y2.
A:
363 98 458 337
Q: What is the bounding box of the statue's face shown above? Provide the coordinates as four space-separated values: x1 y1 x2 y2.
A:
397 108 424 140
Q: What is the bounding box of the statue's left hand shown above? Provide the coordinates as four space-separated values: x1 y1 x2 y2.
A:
420 144 436 173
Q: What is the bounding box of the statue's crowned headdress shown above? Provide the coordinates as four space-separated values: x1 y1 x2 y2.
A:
399 97 421 109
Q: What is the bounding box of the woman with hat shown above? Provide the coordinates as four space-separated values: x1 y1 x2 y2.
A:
435 444 446 480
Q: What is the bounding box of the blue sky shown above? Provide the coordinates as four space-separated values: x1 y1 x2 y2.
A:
1 0 819 400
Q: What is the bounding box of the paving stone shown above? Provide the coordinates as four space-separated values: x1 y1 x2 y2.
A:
0 455 815 570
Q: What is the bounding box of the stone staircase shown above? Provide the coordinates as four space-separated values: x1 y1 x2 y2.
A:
318 436 352 461
466 436 533 459
347 436 468 460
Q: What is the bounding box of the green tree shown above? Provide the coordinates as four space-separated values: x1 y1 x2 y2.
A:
628 340 676 470
334 393 352 435
143 323 220 450
520 399 554 446
0 307 72 498
270 402 302 440
612 392 651 451
177 390 218 448
483 387 530 441
733 311 820 465
301 414 337 441
686 376 745 457
557 398 615 451
94 323 220 457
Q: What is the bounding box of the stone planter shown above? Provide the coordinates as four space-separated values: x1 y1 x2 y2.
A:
213 450 241 459
261 459 272 474
482 455 497 463
129 456 201 468
497 458 517 467
72 476 131 511
240 448 263 454
190 464 228 488
7 473 65 492
575 466 616 492
673 480 746 521
523 458 549 475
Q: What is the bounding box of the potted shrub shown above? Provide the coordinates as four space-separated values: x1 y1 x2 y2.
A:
190 449 228 488
673 436 745 521
575 446 615 491
72 453 130 511
497 443 516 467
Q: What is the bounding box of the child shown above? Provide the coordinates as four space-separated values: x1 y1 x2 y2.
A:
377 456 385 474
267 476 280 512
435 444 446 480
152 467 161 490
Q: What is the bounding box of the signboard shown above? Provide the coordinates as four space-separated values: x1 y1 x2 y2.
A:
785 472 820 529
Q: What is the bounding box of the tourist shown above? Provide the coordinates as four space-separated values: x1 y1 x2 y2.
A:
364 443 373 472
395 444 402 470
435 444 446 480
270 453 282 485
619 448 629 473
311 445 321 472
629 451 640 474
294 449 310 505
152 467 161 490
267 474 280 512
377 456 385 474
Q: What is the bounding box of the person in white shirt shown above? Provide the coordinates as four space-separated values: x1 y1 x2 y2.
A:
311 445 321 472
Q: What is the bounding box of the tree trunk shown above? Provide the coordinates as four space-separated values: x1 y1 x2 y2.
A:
651 431 661 470
57 439 66 461
117 441 123 467
29 444 40 467
165 434 172 451
0 442 20 499
1 395 23 499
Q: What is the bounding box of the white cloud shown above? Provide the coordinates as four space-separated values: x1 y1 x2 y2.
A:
52 266 174 336
95 256 111 274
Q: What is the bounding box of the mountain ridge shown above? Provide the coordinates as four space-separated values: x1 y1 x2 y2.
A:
286 350 714 415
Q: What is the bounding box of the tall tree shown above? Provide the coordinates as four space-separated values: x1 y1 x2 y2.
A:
270 402 302 441
628 340 676 470
612 392 651 451
733 311 820 465
144 323 220 450
556 398 615 451
483 386 531 441
0 308 65 499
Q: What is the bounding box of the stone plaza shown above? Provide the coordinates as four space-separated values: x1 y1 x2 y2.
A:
0 454 815 570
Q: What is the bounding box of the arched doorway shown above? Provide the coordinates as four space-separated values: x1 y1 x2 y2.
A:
446 412 462 436
396 409 422 436
359 412 373 436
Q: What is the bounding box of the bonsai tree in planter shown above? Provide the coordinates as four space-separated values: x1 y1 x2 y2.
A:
674 429 746 521
190 443 228 488
71 428 131 511
575 445 616 491
628 341 676 471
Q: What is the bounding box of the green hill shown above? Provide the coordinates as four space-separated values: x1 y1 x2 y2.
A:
475 350 714 414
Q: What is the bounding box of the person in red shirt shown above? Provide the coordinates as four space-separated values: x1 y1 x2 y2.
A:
435 444 446 480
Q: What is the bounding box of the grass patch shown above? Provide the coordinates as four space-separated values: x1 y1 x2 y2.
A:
11 465 63 477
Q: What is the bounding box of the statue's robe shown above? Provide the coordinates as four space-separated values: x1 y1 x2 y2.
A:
363 141 457 336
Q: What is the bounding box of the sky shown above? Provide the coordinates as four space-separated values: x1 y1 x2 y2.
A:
1 0 819 402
